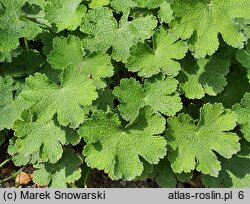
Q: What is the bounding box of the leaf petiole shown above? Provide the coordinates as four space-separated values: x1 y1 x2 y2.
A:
0 157 12 169
0 167 24 184
24 37 29 52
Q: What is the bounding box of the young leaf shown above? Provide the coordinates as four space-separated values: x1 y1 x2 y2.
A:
79 107 167 180
170 0 250 58
20 66 98 128
113 74 182 122
126 27 188 78
166 103 240 176
32 149 82 188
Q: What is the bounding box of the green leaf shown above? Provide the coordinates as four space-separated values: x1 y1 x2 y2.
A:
155 158 178 188
0 49 43 77
93 89 115 112
0 48 22 63
166 103 240 176
178 55 230 99
8 137 42 166
1 0 250 188
113 74 182 122
39 63 62 84
33 148 83 188
202 140 250 187
111 0 165 12
135 160 154 181
204 65 250 108
236 18 250 39
44 0 87 32
133 0 166 8
13 116 79 163
237 41 250 82
110 0 137 12
233 93 250 142
155 157 192 187
89 0 110 8
0 29 19 61
80 52 114 89
20 66 98 128
126 27 188 77
47 35 85 70
80 7 157 62
47 35 114 88
0 0 45 58
170 0 250 58
79 107 167 180
39 31 57 56
0 76 31 131
158 2 174 24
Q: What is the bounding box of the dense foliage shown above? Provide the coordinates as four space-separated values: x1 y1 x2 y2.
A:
0 0 250 188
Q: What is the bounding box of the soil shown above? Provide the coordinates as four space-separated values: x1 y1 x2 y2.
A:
89 170 159 188
0 168 159 188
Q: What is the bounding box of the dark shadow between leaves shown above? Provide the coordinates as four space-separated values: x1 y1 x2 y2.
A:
177 54 199 84
22 2 42 15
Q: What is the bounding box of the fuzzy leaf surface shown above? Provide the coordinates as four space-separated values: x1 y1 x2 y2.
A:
13 118 79 163
47 35 114 88
178 55 230 99
20 66 98 128
126 27 188 77
113 74 182 122
204 66 250 108
32 149 82 187
166 103 240 176
233 93 250 142
80 7 157 62
0 76 31 130
0 0 45 60
237 42 250 81
170 0 250 58
79 107 167 180
47 35 85 70
158 2 174 24
111 0 165 12
44 0 86 32
202 141 250 187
